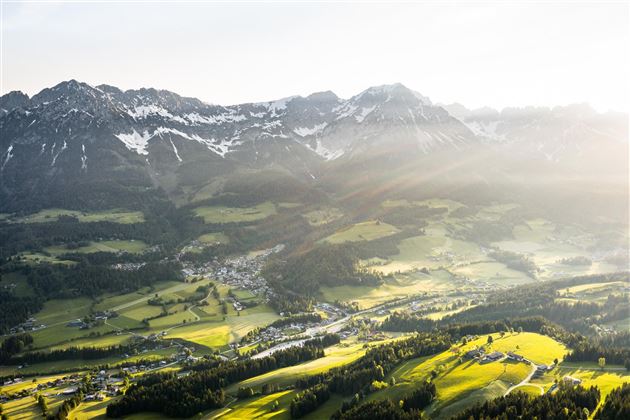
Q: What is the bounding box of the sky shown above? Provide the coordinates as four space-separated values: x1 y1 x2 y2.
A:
1 1 628 112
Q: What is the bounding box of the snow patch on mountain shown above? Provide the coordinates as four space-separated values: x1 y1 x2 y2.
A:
1 145 14 170
183 112 247 125
461 120 505 141
51 140 67 166
355 105 376 123
304 139 344 161
293 122 328 137
81 144 88 170
333 103 359 120
265 96 297 116
168 136 182 162
127 105 187 124
115 129 152 155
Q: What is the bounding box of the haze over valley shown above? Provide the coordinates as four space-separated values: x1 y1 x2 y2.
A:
1 2 628 419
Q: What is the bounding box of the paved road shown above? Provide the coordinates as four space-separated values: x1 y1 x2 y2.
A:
251 299 402 359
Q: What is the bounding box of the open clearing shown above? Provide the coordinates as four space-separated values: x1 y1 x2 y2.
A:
320 270 454 309
363 332 567 418
217 333 568 420
15 252 77 266
509 384 543 396
9 208 144 224
198 232 230 245
44 240 149 255
322 220 400 244
166 304 280 349
303 207 343 226
530 365 630 413
231 340 371 392
194 201 277 224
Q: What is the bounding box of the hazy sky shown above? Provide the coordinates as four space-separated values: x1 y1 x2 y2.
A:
1 1 628 111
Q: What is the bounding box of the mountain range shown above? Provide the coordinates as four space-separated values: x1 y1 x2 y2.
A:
1 80 627 216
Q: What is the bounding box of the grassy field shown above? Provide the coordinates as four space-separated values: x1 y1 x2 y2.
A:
490 218 622 280
365 199 621 284
0 271 35 297
198 232 230 244
277 202 302 209
216 338 402 420
230 340 372 392
360 332 568 418
369 234 490 274
93 281 185 312
451 262 534 285
68 399 112 419
509 384 543 396
1 394 66 420
36 297 94 326
359 215 535 286
303 207 343 226
194 201 277 224
529 364 630 413
19 280 197 350
9 208 144 224
17 252 77 266
166 304 280 349
215 390 295 420
322 220 400 244
320 270 453 309
44 240 148 256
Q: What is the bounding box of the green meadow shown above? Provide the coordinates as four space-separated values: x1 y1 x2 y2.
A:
194 201 277 224
9 208 144 224
322 220 400 244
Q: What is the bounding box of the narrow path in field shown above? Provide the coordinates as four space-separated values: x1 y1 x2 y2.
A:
504 361 537 396
164 289 212 333
208 396 238 419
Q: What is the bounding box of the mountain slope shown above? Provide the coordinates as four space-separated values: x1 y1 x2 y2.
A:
0 81 477 211
0 80 627 218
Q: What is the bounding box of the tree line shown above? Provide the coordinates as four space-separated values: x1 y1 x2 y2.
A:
290 332 451 418
263 244 383 297
106 335 339 418
331 381 437 420
451 384 600 420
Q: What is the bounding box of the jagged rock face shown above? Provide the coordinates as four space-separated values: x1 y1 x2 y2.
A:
0 81 476 209
0 91 30 115
0 80 627 212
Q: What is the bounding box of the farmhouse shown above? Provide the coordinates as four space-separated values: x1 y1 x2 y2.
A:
562 375 582 385
465 347 485 359
481 351 504 363
507 351 525 362
66 319 86 328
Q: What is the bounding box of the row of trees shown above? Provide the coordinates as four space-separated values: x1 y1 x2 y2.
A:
22 260 182 298
263 244 383 297
452 384 600 420
331 382 437 420
0 293 42 334
268 312 322 329
7 343 137 365
595 383 630 419
0 333 33 362
290 332 451 417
